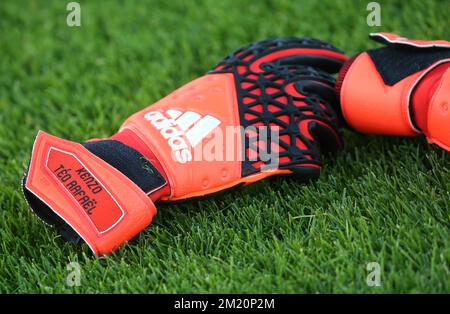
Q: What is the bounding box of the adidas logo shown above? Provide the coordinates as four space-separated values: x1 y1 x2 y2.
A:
144 109 221 164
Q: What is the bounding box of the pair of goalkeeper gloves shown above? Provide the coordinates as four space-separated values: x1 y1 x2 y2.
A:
22 33 450 255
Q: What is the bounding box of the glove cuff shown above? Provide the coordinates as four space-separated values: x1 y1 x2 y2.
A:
411 63 450 151
337 51 418 136
22 131 157 256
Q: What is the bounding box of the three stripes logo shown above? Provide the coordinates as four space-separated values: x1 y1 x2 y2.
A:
144 109 221 163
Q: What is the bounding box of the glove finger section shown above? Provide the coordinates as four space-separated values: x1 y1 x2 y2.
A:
239 66 343 180
274 55 345 73
22 131 157 256
307 120 343 154
212 37 347 75
294 76 344 127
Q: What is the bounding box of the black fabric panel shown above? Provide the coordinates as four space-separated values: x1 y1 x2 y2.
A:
82 140 166 194
367 46 450 86
22 169 83 244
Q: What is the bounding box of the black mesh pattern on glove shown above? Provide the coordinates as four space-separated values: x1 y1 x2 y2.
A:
210 38 344 177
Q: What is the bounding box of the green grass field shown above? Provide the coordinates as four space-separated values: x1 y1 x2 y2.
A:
0 0 449 293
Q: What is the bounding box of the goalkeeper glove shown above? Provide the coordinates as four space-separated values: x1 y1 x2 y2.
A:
336 33 450 151
23 37 347 255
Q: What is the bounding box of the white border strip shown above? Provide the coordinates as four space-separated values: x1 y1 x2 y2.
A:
146 182 167 196
370 33 450 49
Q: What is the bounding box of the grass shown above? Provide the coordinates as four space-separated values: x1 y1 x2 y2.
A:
0 0 449 293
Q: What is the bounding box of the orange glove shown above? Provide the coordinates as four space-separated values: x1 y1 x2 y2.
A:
22 38 347 255
336 33 450 151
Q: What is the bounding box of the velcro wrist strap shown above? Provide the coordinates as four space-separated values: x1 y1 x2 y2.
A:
23 131 156 256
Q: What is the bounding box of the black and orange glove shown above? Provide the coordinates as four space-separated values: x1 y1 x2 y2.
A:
336 33 450 151
22 38 347 255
